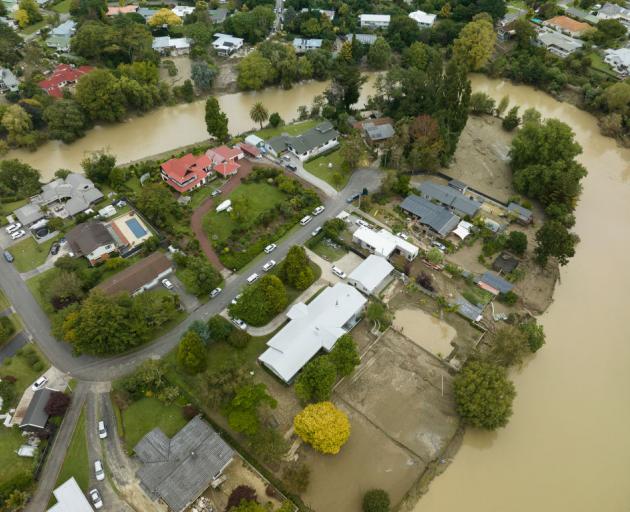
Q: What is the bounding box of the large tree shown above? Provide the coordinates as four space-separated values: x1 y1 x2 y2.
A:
293 401 350 454
279 245 315 290
81 151 116 184
0 159 41 199
228 275 287 326
534 220 579 267
329 335 360 377
177 330 207 374
134 183 181 229
0 23 22 67
295 356 337 403
44 100 87 143
205 96 229 141
76 69 127 122
225 383 277 436
326 60 366 113
148 8 182 27
453 15 496 71
367 37 392 70
177 255 222 297
191 61 218 92
1 104 33 146
237 52 275 91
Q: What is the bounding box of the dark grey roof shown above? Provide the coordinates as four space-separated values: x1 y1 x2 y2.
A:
507 202 533 221
448 179 467 192
492 252 519 273
364 123 394 141
476 271 514 294
66 221 115 257
135 417 234 512
267 134 290 154
418 182 482 217
20 388 52 429
287 121 338 155
400 194 460 237
208 8 228 23
455 296 483 322
14 203 45 226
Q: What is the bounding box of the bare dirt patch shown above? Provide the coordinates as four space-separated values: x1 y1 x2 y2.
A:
393 308 457 358
159 56 192 87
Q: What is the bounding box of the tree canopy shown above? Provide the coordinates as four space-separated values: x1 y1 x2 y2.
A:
279 245 315 290
205 96 229 141
329 335 360 377
295 356 337 403
177 331 207 374
294 401 351 454
0 159 41 199
453 15 496 71
228 274 287 326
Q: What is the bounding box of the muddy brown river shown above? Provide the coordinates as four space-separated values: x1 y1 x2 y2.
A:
5 73 630 511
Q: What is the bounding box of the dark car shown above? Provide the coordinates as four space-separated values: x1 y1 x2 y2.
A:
3 251 14 263
346 193 360 203
286 163 297 172
50 242 60 255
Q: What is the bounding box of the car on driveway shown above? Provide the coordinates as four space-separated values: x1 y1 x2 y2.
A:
10 230 26 240
300 215 312 226
5 223 21 234
89 488 103 509
355 219 371 228
231 318 248 330
346 193 360 203
312 205 325 216
431 241 446 252
286 163 297 172
50 242 60 255
332 266 347 279
94 460 105 481
264 244 277 254
211 189 221 197
210 287 222 298
31 376 48 391
262 260 276 272
161 278 174 290
281 154 291 162
3 251 14 263
98 421 107 439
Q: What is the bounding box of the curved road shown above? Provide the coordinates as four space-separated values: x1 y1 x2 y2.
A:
0 168 383 381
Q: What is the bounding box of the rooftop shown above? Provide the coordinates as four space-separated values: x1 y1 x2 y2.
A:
47 477 93 512
544 15 592 33
476 271 514 295
351 33 377 44
20 388 52 430
348 255 394 294
50 19 76 36
208 7 228 22
359 13 391 22
353 227 419 259
537 29 584 52
269 121 339 155
409 9 437 25
399 194 461 237
418 181 482 217
364 122 395 141
38 64 94 98
106 4 138 15
66 221 116 257
95 251 171 296
455 296 483 323
507 202 533 221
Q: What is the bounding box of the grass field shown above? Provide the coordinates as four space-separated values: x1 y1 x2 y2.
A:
0 426 36 489
51 0 72 13
0 290 8 310
254 118 320 141
310 239 347 262
10 235 61 273
587 51 615 75
189 181 222 210
121 397 187 452
303 149 348 190
0 345 49 400
27 268 58 312
55 407 89 492
0 198 28 221
22 20 47 35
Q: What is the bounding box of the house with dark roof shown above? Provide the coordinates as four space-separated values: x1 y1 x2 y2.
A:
268 121 339 161
354 117 394 145
400 194 460 237
20 388 52 432
475 271 514 295
66 221 118 265
507 202 533 224
492 252 519 274
95 251 172 296
0 68 18 93
455 296 483 323
417 181 482 218
134 416 234 512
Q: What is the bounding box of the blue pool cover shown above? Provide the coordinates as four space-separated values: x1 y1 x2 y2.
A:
126 218 148 238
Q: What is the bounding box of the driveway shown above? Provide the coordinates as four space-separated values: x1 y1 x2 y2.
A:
12 366 70 426
266 154 338 198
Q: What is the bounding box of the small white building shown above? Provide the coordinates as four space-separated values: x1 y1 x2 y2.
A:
359 14 391 28
47 477 93 512
152 36 191 56
348 255 394 295
292 38 323 53
353 226 419 261
171 4 194 17
212 33 244 56
604 47 630 77
0 68 18 93
409 10 436 28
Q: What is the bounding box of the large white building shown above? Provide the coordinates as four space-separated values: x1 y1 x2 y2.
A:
409 10 436 28
259 283 366 383
47 478 93 512
353 226 419 261
359 14 391 28
604 47 630 77
212 33 244 56
348 255 394 295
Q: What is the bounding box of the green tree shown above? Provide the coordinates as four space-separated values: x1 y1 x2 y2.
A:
178 255 222 296
207 315 234 342
426 247 444 264
487 325 530 367
76 69 127 122
148 8 182 26
363 489 390 512
340 130 364 171
326 60 366 113
44 100 87 143
0 23 22 67
19 0 42 23
225 383 277 436
505 230 527 256
205 96 229 141
177 330 207 374
228 275 288 326
191 61 218 92
520 319 545 353
249 101 268 129
367 37 392 70
224 5 275 42
280 245 314 290
601 81 630 113
237 51 275 90
497 95 509 116
329 334 360 377
590 18 626 47
1 104 32 146
0 159 41 199
268 112 283 128
453 360 516 430
469 92 495 115
293 401 350 454
534 220 579 267
81 151 116 184
295 356 337 403
453 15 495 71
502 106 520 131
134 183 181 229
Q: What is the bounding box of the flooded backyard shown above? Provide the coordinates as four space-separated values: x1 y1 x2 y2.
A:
393 308 457 358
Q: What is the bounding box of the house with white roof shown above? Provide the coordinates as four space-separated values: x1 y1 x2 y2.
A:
293 38 323 53
359 14 391 28
171 4 194 17
0 68 18 93
597 2 630 28
259 283 366 383
353 226 419 261
47 477 92 512
348 255 394 295
212 33 244 56
152 36 191 55
409 10 436 28
604 47 630 77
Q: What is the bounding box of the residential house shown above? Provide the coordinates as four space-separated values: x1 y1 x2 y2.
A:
354 117 395 145
134 416 234 512
38 64 94 98
208 7 228 23
535 28 583 57
0 68 18 93
347 255 394 295
47 478 93 512
348 33 377 45
95 251 173 296
507 202 533 224
293 38 323 53
359 14 391 28
300 8 335 20
543 15 593 37
259 283 367 382
152 36 191 56
492 252 519 274
137 7 159 21
564 6 599 25
352 227 419 261
399 194 460 237
19 388 52 432
244 134 265 148
604 47 630 77
475 271 514 295
106 4 138 15
161 153 214 193
236 142 261 158
409 10 436 28
212 33 243 55
597 2 630 28
455 296 483 323
107 212 152 257
448 179 468 194
417 181 482 218
45 20 77 52
66 221 118 265
497 11 525 40
171 4 194 17
268 121 339 161
206 145 243 177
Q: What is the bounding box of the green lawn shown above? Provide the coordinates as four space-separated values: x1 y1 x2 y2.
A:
51 0 72 13
121 397 187 452
10 235 62 273
0 345 49 400
27 267 58 312
0 426 36 490
587 51 615 75
21 19 48 35
55 407 89 492
254 118 320 141
310 238 347 262
303 149 349 190
462 285 494 307
189 180 223 210
0 290 8 310
0 198 28 221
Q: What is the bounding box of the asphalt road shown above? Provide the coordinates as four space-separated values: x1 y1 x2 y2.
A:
0 168 383 382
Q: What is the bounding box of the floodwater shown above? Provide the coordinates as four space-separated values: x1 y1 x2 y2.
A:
5 75 378 181
414 76 630 512
393 308 456 357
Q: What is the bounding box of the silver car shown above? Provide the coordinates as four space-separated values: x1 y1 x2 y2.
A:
94 460 105 481
89 488 103 509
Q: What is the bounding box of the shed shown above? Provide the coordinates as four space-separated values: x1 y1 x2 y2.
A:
347 255 394 295
475 271 514 295
507 202 533 224
47 477 93 512
455 296 483 323
20 388 52 432
492 252 519 274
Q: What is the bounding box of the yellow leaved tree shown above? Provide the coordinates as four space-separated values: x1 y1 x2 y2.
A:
293 402 350 455
148 8 182 27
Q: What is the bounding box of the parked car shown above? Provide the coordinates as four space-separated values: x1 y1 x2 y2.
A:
332 266 347 279
312 205 325 216
264 243 277 254
114 200 127 208
31 376 48 391
94 460 105 481
209 287 222 298
5 223 21 234
231 318 248 330
50 242 60 255
311 226 322 237
300 215 312 226
247 273 259 284
262 260 276 272
161 278 174 290
98 421 107 439
10 230 26 240
3 251 14 263
89 488 103 509
396 232 409 240
431 241 446 252
231 293 242 305
281 154 291 162
286 163 297 172
211 189 221 197
355 219 370 228
346 193 360 203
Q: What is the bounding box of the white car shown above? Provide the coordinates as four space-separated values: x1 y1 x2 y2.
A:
264 244 277 254
262 260 276 272
210 287 222 298
355 219 370 228
332 266 347 279
396 232 409 240
94 460 105 481
98 420 107 439
10 230 26 240
89 488 103 509
231 293 242 305
31 376 48 391
161 278 174 290
312 205 325 216
311 226 322 237
431 241 447 252
300 215 312 226
231 318 248 330
247 273 260 284
5 223 22 234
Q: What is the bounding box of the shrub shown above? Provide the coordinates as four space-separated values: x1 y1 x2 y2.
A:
416 272 435 292
208 316 234 342
0 380 16 405
177 331 207 374
32 361 44 372
0 316 15 343
45 391 71 416
295 356 336 404
293 402 350 455
469 92 495 115
498 291 518 305
228 275 288 326
181 404 199 420
329 335 360 377
282 462 311 493
227 329 251 349
505 231 527 256
226 485 257 510
363 489 391 512
279 246 315 290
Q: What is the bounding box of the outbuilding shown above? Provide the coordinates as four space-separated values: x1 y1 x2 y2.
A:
347 255 394 295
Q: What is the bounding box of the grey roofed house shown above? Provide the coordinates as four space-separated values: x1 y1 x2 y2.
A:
208 7 228 23
351 33 377 45
65 221 115 257
400 194 460 237
286 121 338 154
0 68 19 92
20 388 52 431
135 416 234 512
32 173 103 217
507 202 533 223
50 19 76 36
292 38 323 52
535 29 583 57
14 203 45 227
448 179 468 194
417 181 482 218
492 252 519 274
137 7 159 20
455 296 483 323
475 271 514 295
564 6 598 24
364 122 394 142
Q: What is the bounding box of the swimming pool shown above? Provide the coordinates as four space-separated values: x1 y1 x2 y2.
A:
126 218 148 238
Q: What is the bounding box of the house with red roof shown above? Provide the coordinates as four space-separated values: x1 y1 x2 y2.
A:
160 153 214 193
106 4 139 15
237 142 261 159
205 145 243 177
38 64 94 98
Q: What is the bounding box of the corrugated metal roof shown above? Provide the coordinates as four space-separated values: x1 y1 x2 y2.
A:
400 195 460 236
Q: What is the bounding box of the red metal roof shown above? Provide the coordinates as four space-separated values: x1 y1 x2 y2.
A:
160 153 212 193
237 143 261 157
209 145 242 162
215 161 240 177
39 64 94 98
